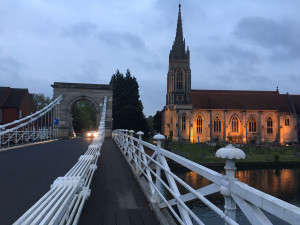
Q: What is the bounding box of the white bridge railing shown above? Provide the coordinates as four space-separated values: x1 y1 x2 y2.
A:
113 129 300 225
0 95 62 148
14 96 107 225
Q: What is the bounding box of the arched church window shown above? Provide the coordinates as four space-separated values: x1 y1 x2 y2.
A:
197 115 203 134
231 116 239 133
181 114 186 131
249 116 257 133
267 117 273 134
213 116 221 132
176 70 183 90
285 116 290 126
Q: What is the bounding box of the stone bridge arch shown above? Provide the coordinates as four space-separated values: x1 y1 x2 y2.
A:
52 82 113 139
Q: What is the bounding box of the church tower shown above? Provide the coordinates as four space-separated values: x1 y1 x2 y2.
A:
166 4 191 105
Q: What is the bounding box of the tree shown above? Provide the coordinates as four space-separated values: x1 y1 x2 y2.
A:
146 115 154 135
32 94 51 110
153 110 162 133
110 69 149 136
71 100 97 133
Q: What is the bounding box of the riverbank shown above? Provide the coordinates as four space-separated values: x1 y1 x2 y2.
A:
167 142 300 169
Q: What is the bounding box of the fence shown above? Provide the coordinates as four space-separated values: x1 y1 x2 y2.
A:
0 95 62 148
113 129 300 225
13 96 107 225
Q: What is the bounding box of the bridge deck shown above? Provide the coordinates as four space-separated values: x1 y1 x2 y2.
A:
79 139 159 225
0 138 92 224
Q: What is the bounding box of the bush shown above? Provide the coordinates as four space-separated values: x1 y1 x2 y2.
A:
274 154 280 162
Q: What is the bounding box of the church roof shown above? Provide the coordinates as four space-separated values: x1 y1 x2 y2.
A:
191 89 279 95
190 90 294 112
290 95 300 115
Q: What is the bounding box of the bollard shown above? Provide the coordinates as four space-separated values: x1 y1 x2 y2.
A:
216 144 246 224
136 131 144 175
137 131 144 140
128 130 135 161
123 129 129 154
153 133 165 203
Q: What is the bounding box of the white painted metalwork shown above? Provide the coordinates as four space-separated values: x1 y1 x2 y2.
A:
14 96 108 225
216 144 246 160
113 129 300 225
0 95 62 148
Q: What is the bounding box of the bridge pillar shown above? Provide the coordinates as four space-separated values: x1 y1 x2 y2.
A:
223 159 237 223
51 82 113 139
216 144 246 224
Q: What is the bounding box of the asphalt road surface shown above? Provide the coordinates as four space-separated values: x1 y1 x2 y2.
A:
0 138 92 225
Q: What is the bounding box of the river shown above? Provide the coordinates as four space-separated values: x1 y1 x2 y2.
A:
170 167 300 224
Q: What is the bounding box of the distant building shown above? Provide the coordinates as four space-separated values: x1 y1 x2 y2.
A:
0 87 36 125
162 4 300 144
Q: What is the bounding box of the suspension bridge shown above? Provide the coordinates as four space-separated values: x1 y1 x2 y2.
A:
0 91 300 225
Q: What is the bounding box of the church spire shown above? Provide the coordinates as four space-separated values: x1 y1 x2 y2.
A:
171 4 187 59
166 2 191 106
175 4 184 47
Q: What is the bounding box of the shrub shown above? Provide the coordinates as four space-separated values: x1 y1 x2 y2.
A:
274 154 280 162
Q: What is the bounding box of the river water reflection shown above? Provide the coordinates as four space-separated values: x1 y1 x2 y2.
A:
172 168 300 224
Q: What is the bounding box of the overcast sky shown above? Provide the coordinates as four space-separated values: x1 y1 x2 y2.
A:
1 0 300 116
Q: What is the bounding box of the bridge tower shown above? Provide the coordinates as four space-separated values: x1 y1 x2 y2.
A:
52 82 113 139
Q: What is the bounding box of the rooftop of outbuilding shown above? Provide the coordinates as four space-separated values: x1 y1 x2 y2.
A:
0 87 29 108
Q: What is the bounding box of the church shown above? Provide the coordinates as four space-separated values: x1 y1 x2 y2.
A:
161 4 300 145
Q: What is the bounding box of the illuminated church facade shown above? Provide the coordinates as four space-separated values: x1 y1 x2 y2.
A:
161 4 300 144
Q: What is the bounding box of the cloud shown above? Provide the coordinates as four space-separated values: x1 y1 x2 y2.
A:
0 55 52 95
134 57 164 71
283 74 300 94
195 44 259 68
98 31 146 50
70 59 108 84
197 70 275 93
234 17 300 59
63 22 98 39
0 55 22 78
0 1 299 116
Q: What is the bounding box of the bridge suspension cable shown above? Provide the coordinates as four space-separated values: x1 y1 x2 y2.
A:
0 95 62 148
14 96 107 225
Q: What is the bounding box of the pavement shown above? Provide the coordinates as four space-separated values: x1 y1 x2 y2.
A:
0 138 92 225
79 139 160 225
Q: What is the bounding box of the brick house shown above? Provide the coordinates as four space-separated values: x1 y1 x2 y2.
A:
0 87 36 125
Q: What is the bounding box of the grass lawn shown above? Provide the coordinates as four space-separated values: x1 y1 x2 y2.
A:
167 142 300 164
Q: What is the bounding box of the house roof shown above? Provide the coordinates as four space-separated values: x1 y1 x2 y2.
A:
190 89 294 112
0 87 10 107
0 87 29 108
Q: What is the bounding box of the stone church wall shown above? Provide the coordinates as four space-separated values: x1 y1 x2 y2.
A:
166 108 298 144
